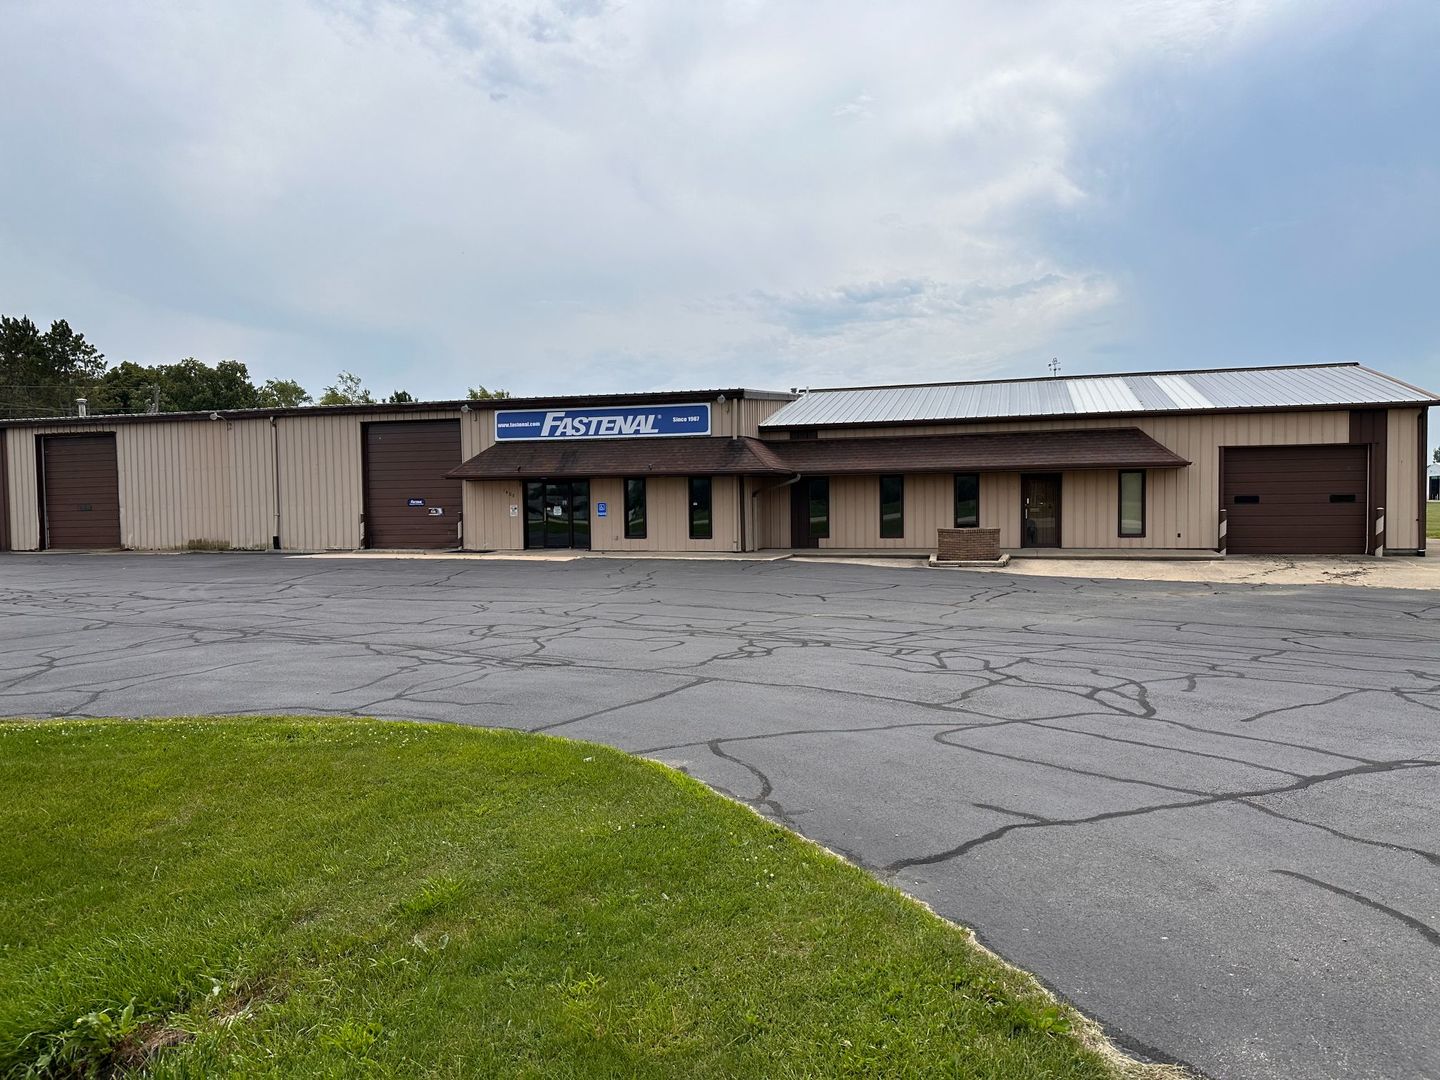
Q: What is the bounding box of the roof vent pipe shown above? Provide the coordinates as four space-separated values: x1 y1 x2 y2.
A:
76 397 87 417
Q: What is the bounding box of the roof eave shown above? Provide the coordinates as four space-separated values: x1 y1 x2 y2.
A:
0 387 796 429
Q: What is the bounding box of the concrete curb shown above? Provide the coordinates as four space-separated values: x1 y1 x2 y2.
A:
928 553 1011 568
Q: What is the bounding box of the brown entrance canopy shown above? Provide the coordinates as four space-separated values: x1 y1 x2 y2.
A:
770 428 1190 473
447 436 789 479
447 427 1189 480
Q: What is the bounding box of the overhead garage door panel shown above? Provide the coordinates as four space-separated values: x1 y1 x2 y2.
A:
363 421 462 549
41 434 122 549
1223 445 1366 554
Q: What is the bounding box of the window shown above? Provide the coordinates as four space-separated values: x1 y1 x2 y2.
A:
879 475 904 539
624 477 646 539
954 473 979 528
688 476 712 540
808 477 829 539
1118 470 1145 537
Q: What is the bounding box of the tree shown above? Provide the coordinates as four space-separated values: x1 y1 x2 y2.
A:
96 357 263 413
1433 445 1439 465
256 379 312 409
0 316 106 417
467 385 510 400
93 360 161 414
386 389 416 404
159 358 262 411
318 371 375 406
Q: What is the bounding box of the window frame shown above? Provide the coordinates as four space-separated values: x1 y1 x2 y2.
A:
1117 469 1146 538
623 477 647 540
879 474 904 539
688 475 713 540
953 472 980 529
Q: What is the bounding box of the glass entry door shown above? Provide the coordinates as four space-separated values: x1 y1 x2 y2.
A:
1021 474 1061 548
524 480 591 549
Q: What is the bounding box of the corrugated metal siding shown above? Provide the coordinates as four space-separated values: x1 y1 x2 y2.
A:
459 409 493 548
1386 408 1420 550
0 430 8 551
456 397 785 550
7 423 110 549
736 396 791 435
0 400 1417 555
815 473 949 549
3 418 280 550
590 476 740 552
752 479 791 549
763 365 1436 428
123 421 228 549
463 475 742 552
784 411 1350 550
276 409 461 550
230 419 278 549
463 479 525 550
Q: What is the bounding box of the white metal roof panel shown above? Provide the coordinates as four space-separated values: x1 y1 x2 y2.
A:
1067 377 1144 415
761 364 1436 428
1149 374 1212 411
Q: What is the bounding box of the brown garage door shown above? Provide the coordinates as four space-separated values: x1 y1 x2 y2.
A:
363 420 462 549
1223 445 1367 554
40 434 122 549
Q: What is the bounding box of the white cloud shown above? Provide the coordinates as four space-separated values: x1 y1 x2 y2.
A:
0 0 1324 395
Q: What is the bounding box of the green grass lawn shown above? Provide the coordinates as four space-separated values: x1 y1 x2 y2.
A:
1427 499 1439 539
0 718 1174 1080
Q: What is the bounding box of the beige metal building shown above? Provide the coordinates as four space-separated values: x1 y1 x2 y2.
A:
0 364 1433 557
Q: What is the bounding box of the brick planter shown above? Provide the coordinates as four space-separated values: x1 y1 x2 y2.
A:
936 527 1001 562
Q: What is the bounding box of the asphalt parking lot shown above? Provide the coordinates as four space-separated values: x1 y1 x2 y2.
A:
2 553 1437 1080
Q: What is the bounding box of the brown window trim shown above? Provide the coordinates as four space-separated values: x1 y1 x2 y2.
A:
1118 469 1145 537
624 476 646 539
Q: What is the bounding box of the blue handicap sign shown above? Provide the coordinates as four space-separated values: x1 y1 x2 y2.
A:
596 501 608 517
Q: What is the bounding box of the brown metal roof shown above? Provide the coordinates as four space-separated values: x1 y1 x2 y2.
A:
448 427 1189 479
447 436 789 479
771 428 1190 473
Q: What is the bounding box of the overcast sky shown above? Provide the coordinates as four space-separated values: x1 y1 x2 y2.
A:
1 1 1437 417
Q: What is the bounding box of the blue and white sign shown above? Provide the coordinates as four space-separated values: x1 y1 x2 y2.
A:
596 502 608 517
495 403 711 441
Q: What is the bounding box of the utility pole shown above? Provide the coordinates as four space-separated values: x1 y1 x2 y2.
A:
1048 357 1061 377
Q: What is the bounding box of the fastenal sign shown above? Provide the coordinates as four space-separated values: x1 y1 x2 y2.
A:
494 403 711 441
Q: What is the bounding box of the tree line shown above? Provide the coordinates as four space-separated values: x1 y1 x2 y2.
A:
0 315 507 419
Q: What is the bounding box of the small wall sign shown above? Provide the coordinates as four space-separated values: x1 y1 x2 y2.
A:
508 504 518 517
407 498 425 507
596 501 608 517
428 507 444 516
